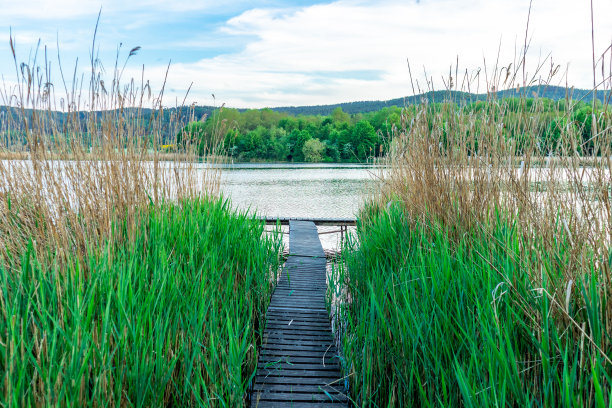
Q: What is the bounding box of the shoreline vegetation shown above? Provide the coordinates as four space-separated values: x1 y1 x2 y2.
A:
0 36 283 406
2 92 609 165
328 58 612 405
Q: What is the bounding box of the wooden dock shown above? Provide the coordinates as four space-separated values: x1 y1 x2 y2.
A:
250 220 348 407
259 217 356 227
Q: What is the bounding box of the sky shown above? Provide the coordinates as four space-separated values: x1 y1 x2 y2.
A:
1 0 611 108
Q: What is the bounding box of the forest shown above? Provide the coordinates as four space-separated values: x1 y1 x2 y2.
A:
177 106 394 162
176 96 610 162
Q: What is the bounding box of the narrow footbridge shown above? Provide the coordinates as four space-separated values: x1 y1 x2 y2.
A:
250 220 348 407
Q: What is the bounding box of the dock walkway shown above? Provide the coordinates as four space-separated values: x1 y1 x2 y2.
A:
250 220 348 407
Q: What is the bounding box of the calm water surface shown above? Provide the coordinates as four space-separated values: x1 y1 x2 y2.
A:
219 163 381 251
220 163 380 219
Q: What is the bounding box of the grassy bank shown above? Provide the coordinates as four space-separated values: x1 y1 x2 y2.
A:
1 198 281 406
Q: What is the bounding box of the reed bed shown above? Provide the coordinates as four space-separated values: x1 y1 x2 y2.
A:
2 199 281 406
0 35 281 406
0 39 221 267
331 55 612 405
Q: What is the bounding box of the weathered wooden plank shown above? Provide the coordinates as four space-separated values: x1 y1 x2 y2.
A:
263 334 334 342
264 330 335 339
268 302 327 310
270 294 324 300
271 291 326 297
266 311 330 318
264 317 329 323
258 355 341 364
264 326 334 334
267 306 328 313
264 326 333 334
268 299 327 306
265 314 331 322
263 335 335 344
255 375 345 385
260 216 356 226
276 280 327 285
257 363 343 372
253 383 344 394
277 275 327 280
265 320 331 328
263 339 335 347
265 313 330 320
264 322 332 330
264 330 333 337
261 342 336 351
266 315 329 323
270 296 326 302
252 391 347 402
256 369 342 378
260 346 336 355
253 402 347 408
258 362 341 371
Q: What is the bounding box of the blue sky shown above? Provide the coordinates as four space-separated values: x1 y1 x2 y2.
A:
1 0 611 108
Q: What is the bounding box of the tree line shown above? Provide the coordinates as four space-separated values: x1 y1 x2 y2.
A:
176 97 610 162
1 95 608 160
177 106 400 162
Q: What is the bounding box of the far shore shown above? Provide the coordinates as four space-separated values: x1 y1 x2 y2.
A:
0 150 382 165
1 150 609 168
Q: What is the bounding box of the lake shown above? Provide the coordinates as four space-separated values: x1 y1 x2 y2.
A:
220 163 379 218
219 163 381 251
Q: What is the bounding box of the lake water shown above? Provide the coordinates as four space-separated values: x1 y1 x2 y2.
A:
219 163 381 251
220 163 380 218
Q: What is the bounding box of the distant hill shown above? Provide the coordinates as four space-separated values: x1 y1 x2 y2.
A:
264 85 611 116
1 86 609 126
146 85 609 118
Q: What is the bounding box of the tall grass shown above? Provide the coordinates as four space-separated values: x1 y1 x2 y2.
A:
0 30 222 268
330 45 612 405
2 199 281 406
333 206 611 406
0 32 281 406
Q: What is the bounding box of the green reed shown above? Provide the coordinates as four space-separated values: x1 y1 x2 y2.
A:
329 35 611 405
330 204 611 407
1 198 281 407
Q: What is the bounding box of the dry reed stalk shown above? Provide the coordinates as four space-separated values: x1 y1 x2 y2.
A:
375 46 612 369
0 34 224 270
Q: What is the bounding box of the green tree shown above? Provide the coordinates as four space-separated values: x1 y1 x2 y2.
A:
302 138 326 162
331 107 350 126
205 108 240 135
351 120 379 160
285 129 311 161
278 117 299 132
342 142 355 160
324 142 340 162
270 127 289 160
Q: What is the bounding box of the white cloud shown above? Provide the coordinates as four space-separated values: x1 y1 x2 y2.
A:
2 0 611 108
124 0 611 108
